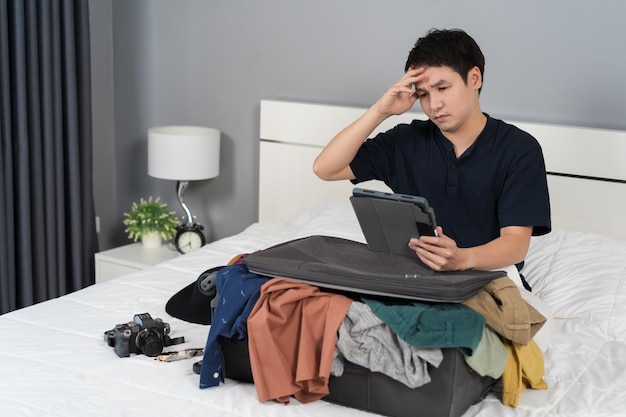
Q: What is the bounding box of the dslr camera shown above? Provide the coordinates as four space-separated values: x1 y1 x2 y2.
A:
104 313 184 358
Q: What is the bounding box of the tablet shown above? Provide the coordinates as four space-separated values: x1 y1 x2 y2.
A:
350 188 438 257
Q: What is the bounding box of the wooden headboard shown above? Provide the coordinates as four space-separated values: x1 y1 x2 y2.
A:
259 100 626 241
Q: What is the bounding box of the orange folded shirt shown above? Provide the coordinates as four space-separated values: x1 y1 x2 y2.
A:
247 278 353 404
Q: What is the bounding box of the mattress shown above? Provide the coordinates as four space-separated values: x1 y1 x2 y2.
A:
1 197 626 417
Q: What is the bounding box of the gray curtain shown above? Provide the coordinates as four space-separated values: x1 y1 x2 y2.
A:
0 0 98 314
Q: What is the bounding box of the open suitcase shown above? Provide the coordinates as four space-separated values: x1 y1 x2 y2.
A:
210 235 501 417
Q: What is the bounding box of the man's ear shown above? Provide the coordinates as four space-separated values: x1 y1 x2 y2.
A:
468 66 482 90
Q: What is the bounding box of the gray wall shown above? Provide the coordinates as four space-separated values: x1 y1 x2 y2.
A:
91 0 626 250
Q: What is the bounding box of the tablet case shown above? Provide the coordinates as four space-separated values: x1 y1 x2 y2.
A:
350 188 437 257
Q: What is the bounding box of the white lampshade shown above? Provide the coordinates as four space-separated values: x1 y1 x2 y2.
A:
148 126 220 180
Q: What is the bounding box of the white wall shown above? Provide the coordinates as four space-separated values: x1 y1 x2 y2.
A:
91 0 626 249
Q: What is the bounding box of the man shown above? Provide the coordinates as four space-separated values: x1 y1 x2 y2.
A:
313 28 551 290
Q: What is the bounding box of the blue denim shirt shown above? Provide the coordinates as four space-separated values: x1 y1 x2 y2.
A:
199 262 269 388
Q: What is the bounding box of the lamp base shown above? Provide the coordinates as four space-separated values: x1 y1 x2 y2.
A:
173 180 209 253
176 180 196 227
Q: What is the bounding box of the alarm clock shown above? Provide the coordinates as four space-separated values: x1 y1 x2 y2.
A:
174 223 206 254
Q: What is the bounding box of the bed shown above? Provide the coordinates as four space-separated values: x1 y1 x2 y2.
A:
1 100 626 417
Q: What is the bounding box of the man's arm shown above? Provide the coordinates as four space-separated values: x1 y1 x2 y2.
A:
312 108 387 180
408 225 532 271
313 68 424 181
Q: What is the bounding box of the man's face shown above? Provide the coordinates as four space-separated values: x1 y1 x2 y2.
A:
413 65 481 134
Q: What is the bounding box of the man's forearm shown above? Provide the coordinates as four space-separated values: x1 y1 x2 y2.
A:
462 227 532 271
312 106 389 181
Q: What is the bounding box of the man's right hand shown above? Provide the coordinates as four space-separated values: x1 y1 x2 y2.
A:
373 67 425 117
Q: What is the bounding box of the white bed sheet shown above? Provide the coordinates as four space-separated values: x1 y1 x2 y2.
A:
1 198 626 417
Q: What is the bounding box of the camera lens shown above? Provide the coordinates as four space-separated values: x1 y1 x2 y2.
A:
136 329 164 357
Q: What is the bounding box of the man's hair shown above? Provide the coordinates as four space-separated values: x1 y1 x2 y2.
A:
405 28 485 93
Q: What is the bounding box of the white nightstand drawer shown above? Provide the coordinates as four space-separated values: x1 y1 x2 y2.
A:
97 262 142 283
94 243 179 283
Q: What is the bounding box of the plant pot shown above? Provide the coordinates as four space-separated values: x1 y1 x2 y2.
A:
141 232 163 248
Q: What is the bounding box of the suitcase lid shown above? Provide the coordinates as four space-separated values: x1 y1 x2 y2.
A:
244 235 505 303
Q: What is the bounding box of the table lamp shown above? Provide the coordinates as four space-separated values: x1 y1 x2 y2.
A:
148 126 220 254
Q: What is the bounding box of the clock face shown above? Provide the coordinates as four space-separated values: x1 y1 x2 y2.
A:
175 228 205 254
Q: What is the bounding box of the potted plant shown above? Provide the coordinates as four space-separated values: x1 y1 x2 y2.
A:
123 197 180 248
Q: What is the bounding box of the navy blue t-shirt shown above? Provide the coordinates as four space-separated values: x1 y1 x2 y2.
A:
350 114 551 253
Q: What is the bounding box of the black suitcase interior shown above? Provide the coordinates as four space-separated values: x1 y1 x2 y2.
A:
220 337 496 417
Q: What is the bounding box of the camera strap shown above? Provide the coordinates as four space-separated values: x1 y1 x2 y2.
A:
164 335 186 347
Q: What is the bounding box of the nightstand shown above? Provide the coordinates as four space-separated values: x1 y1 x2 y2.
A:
94 242 180 284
